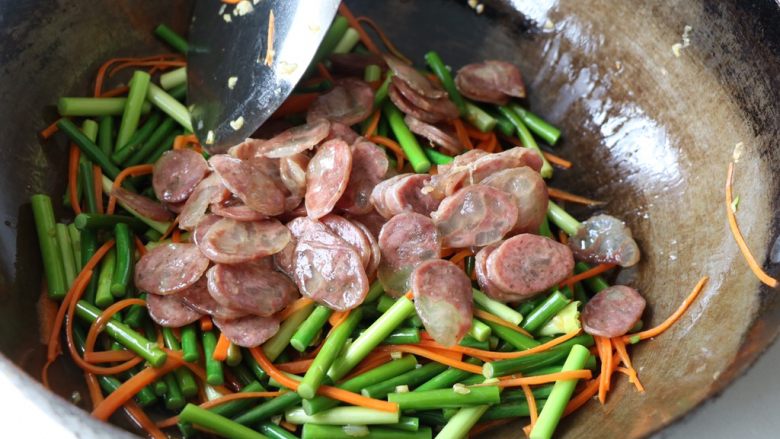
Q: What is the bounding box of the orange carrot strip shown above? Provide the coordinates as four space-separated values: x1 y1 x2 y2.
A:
81 298 147 375
375 345 483 374
338 4 382 57
92 165 104 214
316 63 335 83
463 124 492 142
473 370 592 387
542 151 573 169
449 249 474 266
419 330 579 360
173 133 199 150
41 118 63 139
212 333 231 362
624 276 709 342
559 263 615 287
221 0 241 3
368 135 406 172
134 236 147 256
280 421 298 432
263 10 276 66
84 350 138 364
277 297 314 321
595 336 609 403
68 145 82 215
108 60 186 78
106 164 154 214
344 352 393 380
522 383 539 429
612 337 645 392
272 93 320 119
547 187 604 206
355 16 411 64
171 228 182 243
726 162 778 287
473 309 534 337
84 373 105 409
329 310 351 329
91 352 185 420
563 378 599 416
93 54 183 96
200 316 213 332
453 118 475 150
101 85 130 98
249 348 399 412
276 359 315 374
363 110 382 138
124 401 167 439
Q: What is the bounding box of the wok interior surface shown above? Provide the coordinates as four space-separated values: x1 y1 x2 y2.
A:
0 0 778 437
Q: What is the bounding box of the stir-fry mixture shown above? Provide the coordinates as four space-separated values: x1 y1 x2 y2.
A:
32 4 712 439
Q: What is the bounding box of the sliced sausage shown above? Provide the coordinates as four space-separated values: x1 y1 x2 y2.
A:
111 187 173 222
177 276 247 320
250 119 330 159
346 209 387 240
581 285 646 337
391 76 458 121
481 167 549 234
384 54 446 99
273 216 319 278
135 243 210 295
412 259 473 346
388 83 444 124
192 214 221 247
279 153 310 198
210 194 267 222
377 212 441 297
307 79 374 126
329 52 385 76
336 140 389 215
382 174 442 217
198 218 291 264
153 149 210 203
370 174 412 218
305 139 353 219
474 243 511 302
146 292 203 328
321 214 372 268
213 315 281 348
206 262 298 317
455 60 526 105
432 147 544 197
179 174 230 231
210 154 286 216
352 219 381 279
326 122 360 145
486 234 574 300
569 214 641 267
431 185 518 248
404 114 463 155
293 238 369 311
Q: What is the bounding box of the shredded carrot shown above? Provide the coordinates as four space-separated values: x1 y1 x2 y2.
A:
453 119 475 150
449 249 474 266
473 309 534 337
93 54 183 96
124 401 167 439
134 236 147 256
173 133 200 150
548 187 604 206
40 118 63 139
84 350 138 364
595 336 613 403
80 298 147 375
624 276 709 342
276 359 314 374
419 330 579 360
485 132 498 153
92 165 104 214
726 163 778 287
277 297 314 321
558 230 569 246
363 110 382 138
91 352 185 420
108 60 186 78
563 378 599 416
264 10 276 66
559 263 615 287
221 0 241 4
84 373 104 409
522 382 539 429
368 135 406 172
344 352 393 380
200 315 213 332
375 345 483 374
159 216 180 242
212 333 231 362
316 63 335 83
68 145 82 215
280 420 298 432
171 228 182 243
542 151 573 169
106 164 154 214
421 346 464 362
355 16 411 64
612 337 644 392
338 4 382 57
469 419 513 437
463 124 492 142
273 92 320 119
329 310 351 329
439 247 456 258
474 370 592 387
101 85 130 98
249 347 399 413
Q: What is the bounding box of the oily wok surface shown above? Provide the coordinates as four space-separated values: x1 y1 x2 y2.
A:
0 0 778 437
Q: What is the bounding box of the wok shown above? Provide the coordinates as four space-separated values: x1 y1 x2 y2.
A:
0 0 778 437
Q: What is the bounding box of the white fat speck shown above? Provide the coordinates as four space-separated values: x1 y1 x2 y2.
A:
235 0 254 16
615 60 622 69
543 19 555 30
476 3 484 14
197 120 204 130
308 23 321 33
218 4 226 15
278 61 298 75
252 0 260 4
732 141 744 162
682 25 693 47
671 43 682 57
467 0 478 8
205 130 215 144
270 415 282 425
229 116 245 131
223 14 232 23
453 383 471 395
390 351 402 360
395 385 410 393
227 76 238 89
